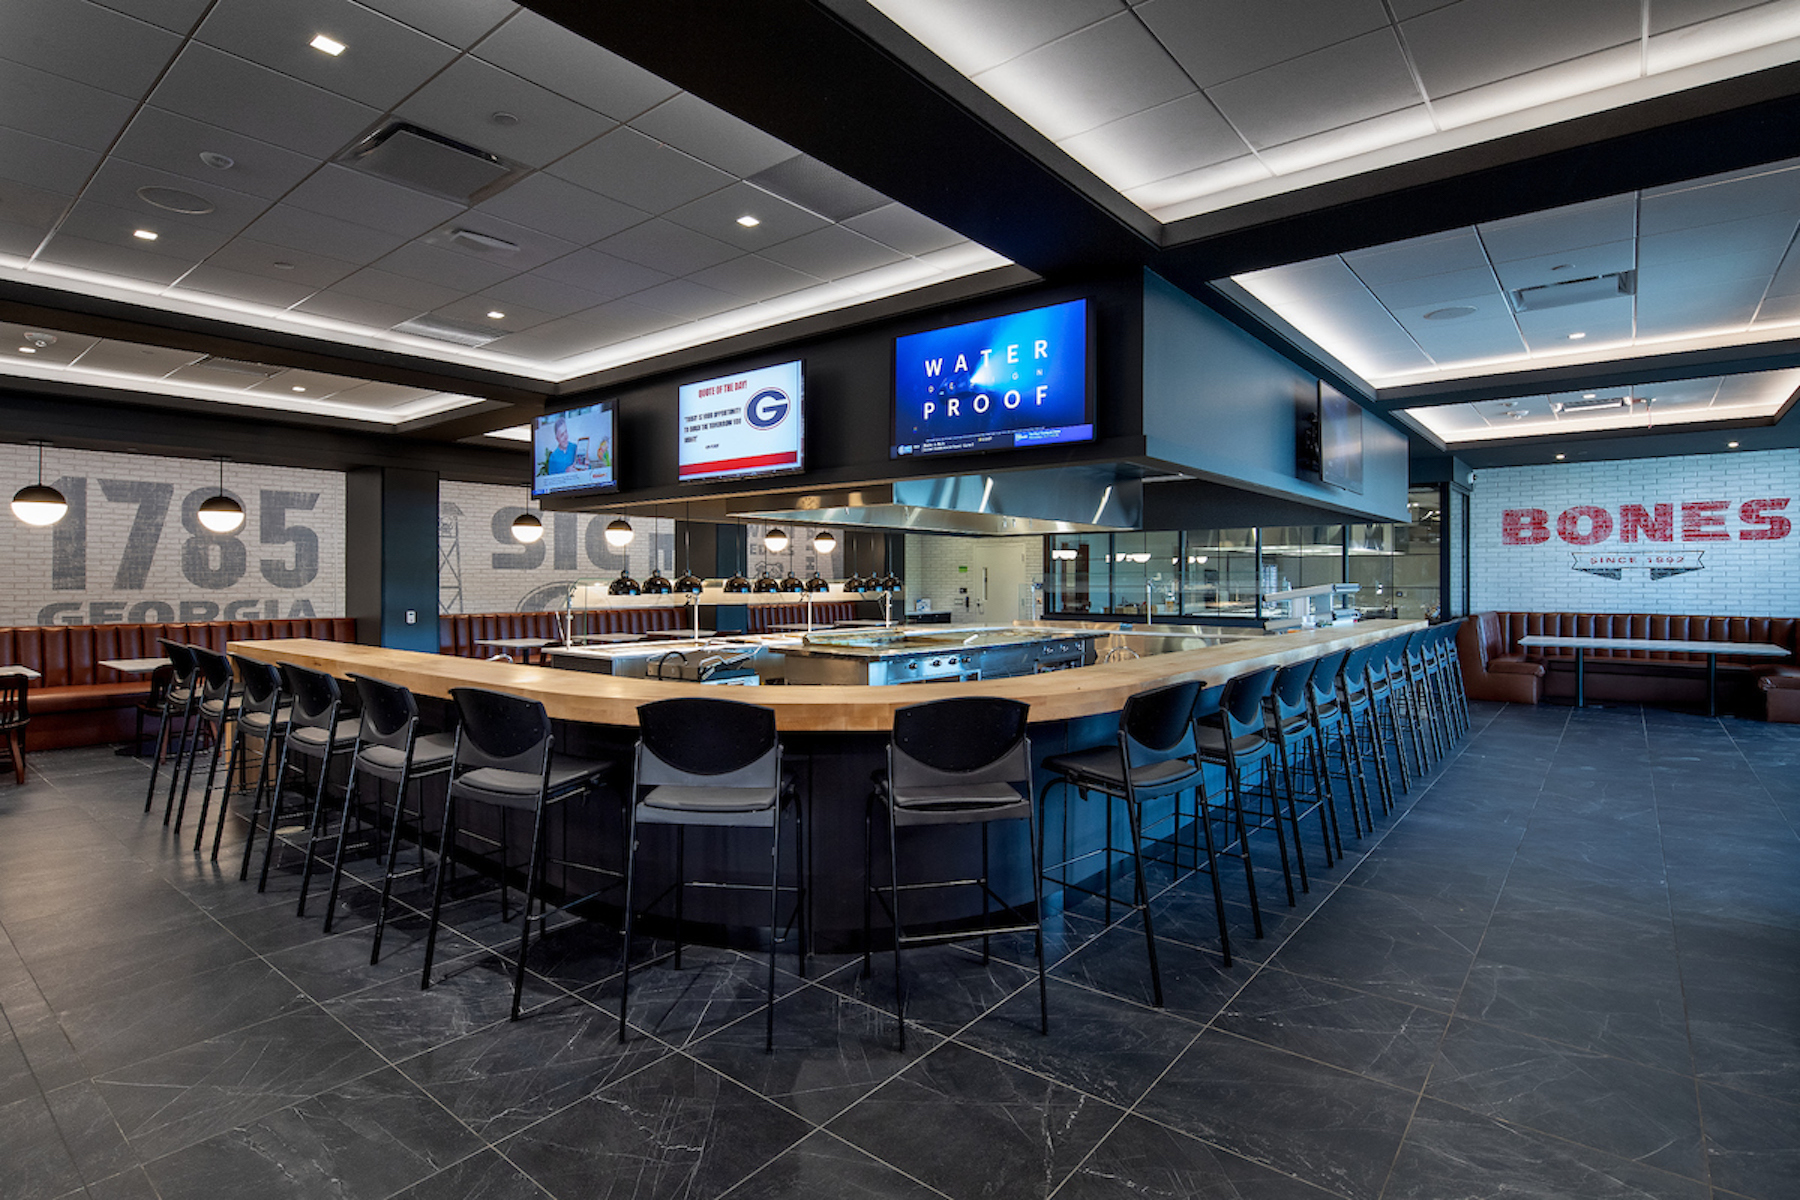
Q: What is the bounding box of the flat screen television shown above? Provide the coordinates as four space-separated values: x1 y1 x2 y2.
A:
891 298 1094 459
1318 380 1364 494
677 359 805 482
531 400 618 497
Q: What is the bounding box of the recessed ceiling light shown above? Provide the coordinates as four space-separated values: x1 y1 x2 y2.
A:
1423 305 1476 321
486 310 505 319
736 215 761 228
198 151 234 170
291 386 306 393
310 33 345 55
1555 453 1566 460
132 229 157 241
1583 393 1596 399
1728 440 1740 448
18 347 36 354
1567 331 1586 340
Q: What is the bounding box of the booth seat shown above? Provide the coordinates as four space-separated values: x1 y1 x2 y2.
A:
1458 611 1800 720
0 617 357 750
742 601 859 633
437 607 687 657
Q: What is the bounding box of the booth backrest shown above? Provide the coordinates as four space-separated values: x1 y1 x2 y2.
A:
438 608 688 656
743 601 859 633
0 617 357 690
1483 611 1800 666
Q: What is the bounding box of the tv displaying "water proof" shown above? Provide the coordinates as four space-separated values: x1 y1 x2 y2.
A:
891 298 1093 459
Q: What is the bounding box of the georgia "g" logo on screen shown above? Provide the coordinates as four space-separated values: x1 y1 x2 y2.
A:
745 387 791 430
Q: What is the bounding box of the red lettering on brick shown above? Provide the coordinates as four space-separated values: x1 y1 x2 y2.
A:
1618 503 1673 542
1502 508 1550 545
1681 500 1730 541
1556 505 1613 546
1739 497 1793 541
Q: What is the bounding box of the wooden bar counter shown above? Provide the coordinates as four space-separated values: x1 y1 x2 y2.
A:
228 618 1422 732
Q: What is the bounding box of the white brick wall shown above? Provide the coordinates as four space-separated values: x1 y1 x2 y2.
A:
1469 449 1800 617
0 444 345 626
905 534 1044 623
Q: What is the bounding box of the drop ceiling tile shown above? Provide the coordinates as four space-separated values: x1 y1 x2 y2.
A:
483 299 677 359
1752 292 1800 323
0 0 183 99
376 240 518 293
688 254 822 300
35 233 191 286
473 173 648 246
69 339 201 375
194 0 460 111
1344 228 1491 284
164 360 265 389
1402 0 1641 98
358 0 516 48
593 218 741 277
1635 280 1767 334
87 0 209 33
0 60 137 152
149 43 382 159
975 12 1194 141
110 107 320 201
1405 316 1529 362
284 164 468 240
549 127 734 214
1362 265 1500 309
0 218 54 258
663 182 829 252
1639 215 1797 269
474 9 679 120
0 127 100 196
1649 0 1769 33
332 266 463 312
1489 241 1636 293
1640 166 1800 234
869 0 1125 76
1136 0 1391 88
397 56 616 170
1206 28 1419 150
239 204 409 267
327 379 439 408
1236 254 1377 302
418 215 577 274
242 368 352 399
630 93 797 178
291 289 424 329
1302 299 1437 377
841 204 964 257
58 197 232 260
84 158 272 241
1058 92 1246 191
481 270 613 317
428 295 552 333
760 225 901 279
534 248 671 302
171 263 317 309
1514 294 1633 347
0 324 98 365
628 278 741 322
1478 195 1638 261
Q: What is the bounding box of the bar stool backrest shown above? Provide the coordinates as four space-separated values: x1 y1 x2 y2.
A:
160 639 198 686
349 674 419 755
1219 666 1277 741
1309 649 1348 710
1340 643 1375 701
1405 628 1430 667
1120 679 1201 765
891 697 1029 791
280 662 342 735
229 654 283 716
1269 659 1316 723
635 696 777 788
449 687 552 778
190 646 233 704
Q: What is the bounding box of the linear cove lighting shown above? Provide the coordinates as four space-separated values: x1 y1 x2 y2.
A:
310 34 345 55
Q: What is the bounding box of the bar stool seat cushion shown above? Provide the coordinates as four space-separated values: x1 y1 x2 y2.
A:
453 756 609 809
884 778 1030 826
199 696 242 719
638 782 781 826
1043 746 1197 794
357 731 456 781
288 718 361 754
238 705 292 736
1194 725 1268 758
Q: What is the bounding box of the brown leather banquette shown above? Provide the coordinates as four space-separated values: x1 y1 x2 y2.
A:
2 617 356 750
1458 611 1800 721
437 607 687 656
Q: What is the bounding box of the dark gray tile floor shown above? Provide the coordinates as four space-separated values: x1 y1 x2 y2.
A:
1 700 1795 1199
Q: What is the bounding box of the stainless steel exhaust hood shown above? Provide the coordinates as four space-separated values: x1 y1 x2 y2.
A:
725 464 1142 535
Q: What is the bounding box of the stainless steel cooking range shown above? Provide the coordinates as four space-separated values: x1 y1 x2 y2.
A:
778 627 1100 686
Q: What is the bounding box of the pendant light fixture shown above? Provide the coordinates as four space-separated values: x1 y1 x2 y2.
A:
509 478 542 543
11 440 68 526
641 504 672 593
196 455 245 534
673 503 704 594
604 517 634 548
763 526 788 553
724 515 752 592
812 528 836 554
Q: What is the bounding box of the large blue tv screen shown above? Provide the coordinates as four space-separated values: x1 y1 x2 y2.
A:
891 298 1093 459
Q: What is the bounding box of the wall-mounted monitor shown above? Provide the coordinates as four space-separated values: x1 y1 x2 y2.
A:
891 298 1094 459
677 360 805 482
532 399 618 497
1318 380 1364 494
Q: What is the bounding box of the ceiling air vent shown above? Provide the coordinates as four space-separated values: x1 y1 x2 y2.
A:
1552 395 1639 414
1511 270 1636 313
336 121 524 204
747 155 888 222
192 355 281 378
393 315 503 348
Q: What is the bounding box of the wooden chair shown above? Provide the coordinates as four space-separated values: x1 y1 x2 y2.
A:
0 675 30 784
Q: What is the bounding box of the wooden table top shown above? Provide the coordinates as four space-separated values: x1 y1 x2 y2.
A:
229 619 1423 732
1518 635 1789 655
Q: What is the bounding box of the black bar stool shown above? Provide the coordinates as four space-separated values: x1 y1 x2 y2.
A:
620 696 800 1049
171 646 238 836
1196 666 1301 905
145 640 199 816
1264 657 1341 868
423 687 615 1020
866 696 1044 1051
243 663 357 891
1306 648 1368 841
1338 642 1395 816
209 655 289 860
1402 630 1445 768
1043 679 1215 1005
323 673 456 961
1440 623 1472 734
1365 639 1414 795
133 664 175 758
